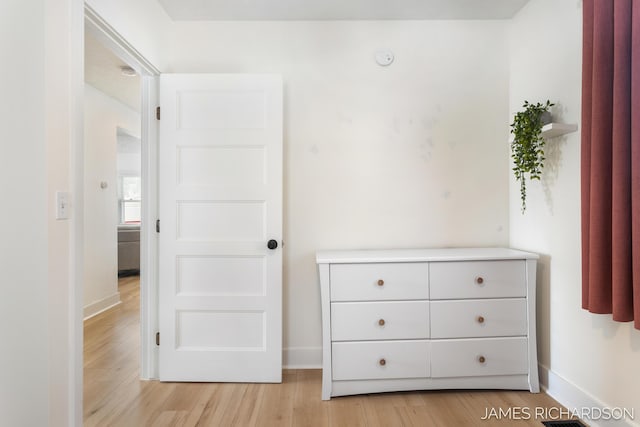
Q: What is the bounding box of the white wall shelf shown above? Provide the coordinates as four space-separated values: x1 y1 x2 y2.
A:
541 122 578 139
510 123 578 143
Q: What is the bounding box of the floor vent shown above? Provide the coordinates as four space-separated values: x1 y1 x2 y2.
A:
542 421 587 427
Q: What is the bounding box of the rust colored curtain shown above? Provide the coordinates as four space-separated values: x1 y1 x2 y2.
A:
581 0 640 329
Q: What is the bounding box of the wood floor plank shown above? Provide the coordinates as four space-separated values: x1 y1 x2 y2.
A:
84 276 571 426
255 370 297 427
292 370 330 427
327 395 368 427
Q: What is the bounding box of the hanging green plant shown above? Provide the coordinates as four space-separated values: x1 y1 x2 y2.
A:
510 100 554 213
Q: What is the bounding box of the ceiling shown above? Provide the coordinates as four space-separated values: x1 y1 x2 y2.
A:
84 31 141 112
117 129 141 154
84 0 529 110
156 0 530 21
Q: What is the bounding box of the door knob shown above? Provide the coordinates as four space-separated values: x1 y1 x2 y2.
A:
267 239 278 250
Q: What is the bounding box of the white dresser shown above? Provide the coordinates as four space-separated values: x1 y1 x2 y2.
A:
316 248 539 400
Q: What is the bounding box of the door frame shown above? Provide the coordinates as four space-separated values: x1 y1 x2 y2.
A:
84 4 161 379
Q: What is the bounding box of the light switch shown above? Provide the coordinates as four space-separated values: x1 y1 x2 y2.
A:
56 191 70 220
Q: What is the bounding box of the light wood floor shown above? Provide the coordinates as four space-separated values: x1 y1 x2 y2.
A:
84 277 572 426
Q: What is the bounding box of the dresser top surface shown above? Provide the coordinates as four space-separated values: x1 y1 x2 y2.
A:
316 247 539 264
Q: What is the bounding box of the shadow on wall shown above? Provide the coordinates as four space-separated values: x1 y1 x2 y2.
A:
590 309 640 350
541 103 572 215
536 253 551 369
632 325 640 352
541 138 567 215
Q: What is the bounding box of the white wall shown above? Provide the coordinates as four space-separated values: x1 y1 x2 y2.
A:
84 84 140 317
509 1 640 425
0 2 49 426
117 133 142 176
1 0 83 425
168 20 511 365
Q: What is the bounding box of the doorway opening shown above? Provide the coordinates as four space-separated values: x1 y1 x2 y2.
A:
117 127 142 279
82 2 160 397
83 27 142 320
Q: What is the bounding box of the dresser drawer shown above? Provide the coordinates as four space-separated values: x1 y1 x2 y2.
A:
431 337 528 378
430 299 527 338
331 301 429 341
330 263 429 301
332 340 430 381
430 260 526 300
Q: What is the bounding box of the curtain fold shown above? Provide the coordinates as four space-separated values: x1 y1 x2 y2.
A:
632 1 640 329
582 0 640 329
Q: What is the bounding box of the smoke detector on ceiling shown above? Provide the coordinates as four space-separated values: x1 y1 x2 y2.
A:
120 66 137 77
374 49 394 66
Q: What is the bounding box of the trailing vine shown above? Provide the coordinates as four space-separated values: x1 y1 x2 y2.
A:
510 100 554 213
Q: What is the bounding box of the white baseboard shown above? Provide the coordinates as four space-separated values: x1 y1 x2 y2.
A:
83 292 121 320
539 364 638 427
283 346 322 369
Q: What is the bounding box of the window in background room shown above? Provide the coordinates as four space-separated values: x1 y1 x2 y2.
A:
119 175 141 224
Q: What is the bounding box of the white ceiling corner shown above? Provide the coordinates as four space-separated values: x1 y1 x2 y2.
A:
85 0 530 112
155 0 530 21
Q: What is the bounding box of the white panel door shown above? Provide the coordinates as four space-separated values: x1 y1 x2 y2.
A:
159 74 282 382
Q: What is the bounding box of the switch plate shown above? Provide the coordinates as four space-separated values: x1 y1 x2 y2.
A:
56 191 70 220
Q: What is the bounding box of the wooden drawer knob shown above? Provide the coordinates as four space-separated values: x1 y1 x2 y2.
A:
475 276 484 285
377 279 385 286
478 356 486 364
378 319 386 326
477 316 485 324
379 358 386 366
